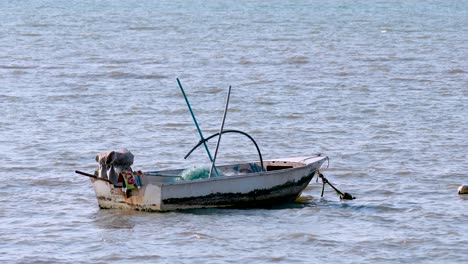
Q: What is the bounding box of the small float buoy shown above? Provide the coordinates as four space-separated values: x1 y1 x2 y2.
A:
458 185 468 195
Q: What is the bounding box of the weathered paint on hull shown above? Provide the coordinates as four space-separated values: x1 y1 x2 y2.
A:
92 176 313 211
161 173 314 209
91 156 327 212
93 180 163 211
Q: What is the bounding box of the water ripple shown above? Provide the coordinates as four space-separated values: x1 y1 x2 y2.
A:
1 0 467 263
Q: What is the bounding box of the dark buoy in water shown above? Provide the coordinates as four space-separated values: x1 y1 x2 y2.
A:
458 185 468 194
340 192 355 200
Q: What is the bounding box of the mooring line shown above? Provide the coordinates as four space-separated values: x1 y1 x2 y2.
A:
318 171 355 200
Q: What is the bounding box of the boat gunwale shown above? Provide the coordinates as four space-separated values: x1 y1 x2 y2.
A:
150 155 328 186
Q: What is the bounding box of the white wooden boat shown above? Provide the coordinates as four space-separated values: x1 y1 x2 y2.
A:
86 155 328 211
77 80 336 211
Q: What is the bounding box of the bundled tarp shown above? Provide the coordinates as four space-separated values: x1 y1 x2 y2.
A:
96 149 135 188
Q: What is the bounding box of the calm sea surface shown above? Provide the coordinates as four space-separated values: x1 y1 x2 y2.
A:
1 0 467 263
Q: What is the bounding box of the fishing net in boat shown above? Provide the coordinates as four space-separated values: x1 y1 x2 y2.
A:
179 167 223 181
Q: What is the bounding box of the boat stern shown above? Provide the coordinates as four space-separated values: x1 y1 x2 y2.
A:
91 178 163 211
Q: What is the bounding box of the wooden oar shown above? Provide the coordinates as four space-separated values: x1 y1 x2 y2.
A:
75 170 112 183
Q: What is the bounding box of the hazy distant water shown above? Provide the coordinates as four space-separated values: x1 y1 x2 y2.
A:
1 0 467 263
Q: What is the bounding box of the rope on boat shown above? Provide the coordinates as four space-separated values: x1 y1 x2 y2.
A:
318 171 355 200
316 156 330 183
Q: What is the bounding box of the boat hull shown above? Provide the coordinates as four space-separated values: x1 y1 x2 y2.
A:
91 155 327 211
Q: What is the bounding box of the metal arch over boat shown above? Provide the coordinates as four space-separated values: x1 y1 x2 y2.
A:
184 129 265 171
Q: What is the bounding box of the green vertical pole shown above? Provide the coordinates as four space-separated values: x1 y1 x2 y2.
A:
176 78 219 176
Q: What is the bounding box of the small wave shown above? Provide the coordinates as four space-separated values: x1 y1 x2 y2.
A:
12 70 28 75
163 122 189 128
105 71 167 80
287 56 309 64
396 56 418 61
160 108 187 115
336 71 350 76
79 71 167 80
20 33 42 37
286 232 316 241
41 65 67 70
282 113 303 119
447 68 465 74
105 59 137 64
368 66 391 72
128 26 160 31
224 106 241 113
389 77 429 82
264 37 303 42
360 57 392 62
93 254 161 262
241 80 273 86
47 93 104 100
360 108 377 114
71 84 91 90
26 23 52 28
229 120 249 126
177 231 218 240
19 256 65 264
0 95 22 101
205 86 224 94
31 177 75 187
0 65 37 69
396 170 412 176
239 57 253 65
255 99 276 105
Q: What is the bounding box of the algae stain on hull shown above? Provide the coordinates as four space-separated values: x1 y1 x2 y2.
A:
162 173 314 208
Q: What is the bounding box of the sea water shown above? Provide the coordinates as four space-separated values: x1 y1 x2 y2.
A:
1 0 467 263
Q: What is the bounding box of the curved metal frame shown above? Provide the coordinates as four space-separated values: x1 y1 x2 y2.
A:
184 129 264 172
